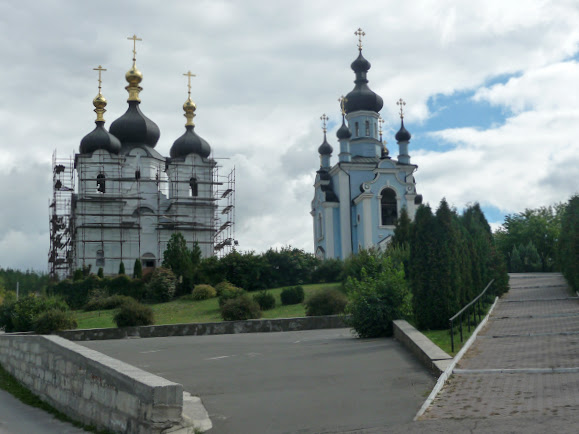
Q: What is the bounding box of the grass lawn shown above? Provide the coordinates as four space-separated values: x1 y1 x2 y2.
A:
75 282 342 330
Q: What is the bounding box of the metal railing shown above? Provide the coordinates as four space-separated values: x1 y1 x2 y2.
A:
449 279 494 353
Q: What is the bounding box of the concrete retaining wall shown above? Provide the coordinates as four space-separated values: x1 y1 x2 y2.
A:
57 315 348 341
393 320 453 376
0 335 185 433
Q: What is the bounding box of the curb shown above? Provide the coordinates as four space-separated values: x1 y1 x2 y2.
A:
413 296 499 420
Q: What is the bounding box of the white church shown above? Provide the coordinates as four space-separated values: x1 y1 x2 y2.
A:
48 37 235 278
311 31 422 260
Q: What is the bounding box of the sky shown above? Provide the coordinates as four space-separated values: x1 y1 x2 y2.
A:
0 0 578 272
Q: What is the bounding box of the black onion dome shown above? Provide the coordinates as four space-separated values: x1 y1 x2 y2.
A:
318 132 333 155
79 121 121 154
170 125 211 159
345 50 384 114
336 116 352 140
395 119 411 142
109 101 160 148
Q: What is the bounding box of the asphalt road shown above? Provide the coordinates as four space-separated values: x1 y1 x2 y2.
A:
82 328 436 433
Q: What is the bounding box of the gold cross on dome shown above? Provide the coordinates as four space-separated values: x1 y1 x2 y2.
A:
320 114 329 133
338 95 348 115
397 98 406 119
183 70 196 96
355 28 365 50
127 34 142 61
93 65 107 92
378 116 384 141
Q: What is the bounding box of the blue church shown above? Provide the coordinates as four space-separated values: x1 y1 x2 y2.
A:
311 30 422 260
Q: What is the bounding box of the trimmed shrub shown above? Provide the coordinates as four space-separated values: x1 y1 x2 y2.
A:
118 262 126 275
6 295 70 333
133 259 143 279
253 291 276 311
305 289 348 316
346 256 412 338
97 267 104 278
84 295 135 311
33 309 77 334
146 267 177 302
220 295 261 321
191 284 217 301
280 286 305 305
215 281 238 296
113 301 154 327
218 286 245 307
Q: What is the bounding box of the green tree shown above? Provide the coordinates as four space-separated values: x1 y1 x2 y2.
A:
133 259 143 279
118 262 125 275
558 195 579 291
392 206 412 247
97 267 104 278
510 245 523 272
163 232 194 296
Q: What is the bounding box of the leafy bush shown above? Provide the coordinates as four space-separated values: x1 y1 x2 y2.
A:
113 301 154 327
146 267 177 302
345 256 412 338
280 286 304 305
33 309 77 334
305 289 348 316
191 284 217 301
218 286 245 307
220 295 261 321
253 291 276 310
215 281 238 296
0 295 70 333
84 295 136 311
311 259 343 283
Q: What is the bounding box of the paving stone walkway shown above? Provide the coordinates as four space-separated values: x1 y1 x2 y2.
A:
422 273 579 421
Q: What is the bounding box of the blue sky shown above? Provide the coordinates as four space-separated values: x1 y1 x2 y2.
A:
0 0 578 271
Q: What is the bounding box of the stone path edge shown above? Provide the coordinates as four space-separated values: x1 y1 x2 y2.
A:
413 296 499 420
55 315 348 341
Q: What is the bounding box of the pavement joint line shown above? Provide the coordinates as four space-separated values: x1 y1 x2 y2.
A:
478 331 579 338
503 297 578 303
414 296 499 421
453 367 579 374
494 312 579 320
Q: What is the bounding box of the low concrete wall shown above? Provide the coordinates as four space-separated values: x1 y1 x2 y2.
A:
0 335 185 433
393 320 453 376
57 315 348 341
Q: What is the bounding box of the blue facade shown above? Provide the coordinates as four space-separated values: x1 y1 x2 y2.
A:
311 46 422 260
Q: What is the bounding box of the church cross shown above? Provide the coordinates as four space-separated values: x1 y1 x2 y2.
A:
93 65 107 93
355 28 365 50
127 34 142 61
183 70 196 97
338 95 348 115
320 113 329 133
397 98 406 119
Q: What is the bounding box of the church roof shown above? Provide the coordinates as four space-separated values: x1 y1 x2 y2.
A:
344 49 384 114
80 122 121 154
110 101 160 150
170 125 211 159
395 119 411 142
318 132 333 155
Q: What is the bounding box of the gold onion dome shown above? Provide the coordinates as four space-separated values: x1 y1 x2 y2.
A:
109 35 160 149
80 65 121 155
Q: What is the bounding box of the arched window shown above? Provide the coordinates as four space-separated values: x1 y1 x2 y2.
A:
365 120 370 136
141 253 156 269
355 122 359 137
96 174 105 193
381 188 397 226
189 177 198 197
96 249 105 266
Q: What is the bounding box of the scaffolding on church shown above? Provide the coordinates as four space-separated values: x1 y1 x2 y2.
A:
48 151 75 279
49 151 236 278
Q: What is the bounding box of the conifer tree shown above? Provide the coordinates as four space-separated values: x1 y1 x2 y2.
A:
97 267 104 278
118 262 125 275
133 259 143 279
510 246 523 272
392 207 412 247
558 195 579 290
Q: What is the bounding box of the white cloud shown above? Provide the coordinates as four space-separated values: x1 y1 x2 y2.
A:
0 0 578 270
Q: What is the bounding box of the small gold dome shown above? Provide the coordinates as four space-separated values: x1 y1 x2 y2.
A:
125 65 143 86
183 97 196 112
93 93 107 110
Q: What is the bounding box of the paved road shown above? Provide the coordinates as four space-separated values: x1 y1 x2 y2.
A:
422 273 579 427
82 328 435 433
0 389 87 434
